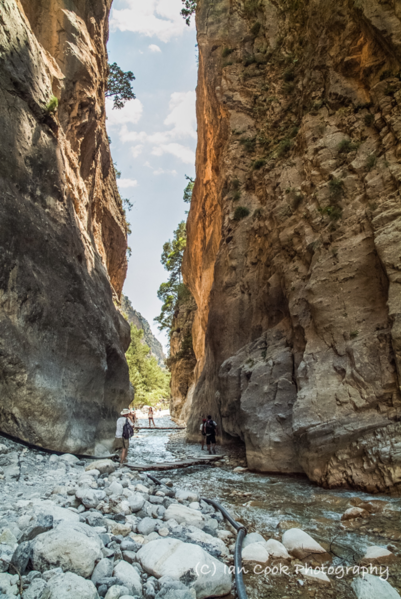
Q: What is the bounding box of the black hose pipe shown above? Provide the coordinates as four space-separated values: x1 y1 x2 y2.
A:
145 474 249 599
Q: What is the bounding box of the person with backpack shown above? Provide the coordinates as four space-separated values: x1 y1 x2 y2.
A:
199 417 207 450
113 408 134 466
205 415 218 454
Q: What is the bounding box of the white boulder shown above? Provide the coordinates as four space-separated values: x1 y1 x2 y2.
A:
282 529 330 561
85 460 117 474
75 488 106 509
351 574 401 599
137 538 232 599
299 567 330 585
164 504 204 529
242 542 270 563
265 539 291 560
175 490 199 503
32 522 103 578
341 507 369 521
242 532 265 548
360 546 396 565
186 526 229 558
128 493 145 513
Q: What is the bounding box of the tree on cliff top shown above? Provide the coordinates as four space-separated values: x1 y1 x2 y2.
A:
181 0 197 25
126 324 170 406
106 62 136 109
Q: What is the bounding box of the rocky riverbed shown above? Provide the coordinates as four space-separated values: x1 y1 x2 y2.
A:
0 419 400 599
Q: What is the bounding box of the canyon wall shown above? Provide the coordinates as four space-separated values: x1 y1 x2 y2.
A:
0 0 131 454
183 0 401 492
121 295 166 366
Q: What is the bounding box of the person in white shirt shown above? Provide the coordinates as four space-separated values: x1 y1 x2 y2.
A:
113 408 133 465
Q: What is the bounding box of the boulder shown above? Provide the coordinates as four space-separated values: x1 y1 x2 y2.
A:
31 501 80 525
186 526 229 558
58 454 80 465
113 561 142 595
164 505 204 529
242 532 265 548
108 482 123 497
32 522 103 578
351 574 401 599
11 540 32 575
23 577 47 599
282 529 331 562
264 539 291 560
360 546 397 565
137 538 232 599
20 515 53 543
242 542 270 563
41 572 98 599
86 460 117 475
341 507 369 521
299 567 330 585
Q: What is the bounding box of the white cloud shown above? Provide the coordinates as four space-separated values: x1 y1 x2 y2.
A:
118 178 138 188
153 168 177 175
106 97 143 127
164 91 196 139
149 44 162 53
131 145 144 158
152 143 195 164
110 0 194 43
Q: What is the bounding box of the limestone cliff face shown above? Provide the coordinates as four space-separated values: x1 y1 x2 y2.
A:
0 0 131 454
169 295 197 422
121 295 166 366
184 0 401 492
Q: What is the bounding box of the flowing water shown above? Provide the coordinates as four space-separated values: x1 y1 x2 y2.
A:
130 413 401 598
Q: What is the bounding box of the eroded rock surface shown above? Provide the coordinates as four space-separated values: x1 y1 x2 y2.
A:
182 0 401 492
0 0 131 453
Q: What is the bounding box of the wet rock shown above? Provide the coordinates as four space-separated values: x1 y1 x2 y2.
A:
341 507 369 521
32 523 103 578
242 542 270 563
137 538 232 598
41 572 98 599
112 560 142 595
360 546 397 565
282 529 331 562
351 573 401 599
164 505 204 529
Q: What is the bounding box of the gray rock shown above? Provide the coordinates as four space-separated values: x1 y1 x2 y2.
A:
351 574 401 599
20 515 53 543
127 493 145 513
22 577 47 599
91 559 113 586
10 541 32 575
42 568 63 582
137 518 157 536
41 572 98 599
120 538 140 552
113 561 142 595
104 586 130 599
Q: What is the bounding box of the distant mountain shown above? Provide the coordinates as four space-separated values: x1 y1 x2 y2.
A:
121 295 166 366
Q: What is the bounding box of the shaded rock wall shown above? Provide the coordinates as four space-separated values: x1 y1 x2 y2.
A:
0 0 131 454
183 0 401 492
169 295 197 422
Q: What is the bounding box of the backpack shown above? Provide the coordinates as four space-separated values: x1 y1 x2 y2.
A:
205 420 215 435
122 418 134 440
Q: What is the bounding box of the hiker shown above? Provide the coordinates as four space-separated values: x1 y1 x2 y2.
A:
205 415 218 454
129 409 137 426
148 406 155 428
199 417 207 450
113 408 134 466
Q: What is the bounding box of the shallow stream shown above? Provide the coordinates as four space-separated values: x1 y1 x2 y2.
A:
131 413 401 599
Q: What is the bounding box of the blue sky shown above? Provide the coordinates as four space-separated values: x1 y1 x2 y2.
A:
106 0 197 350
